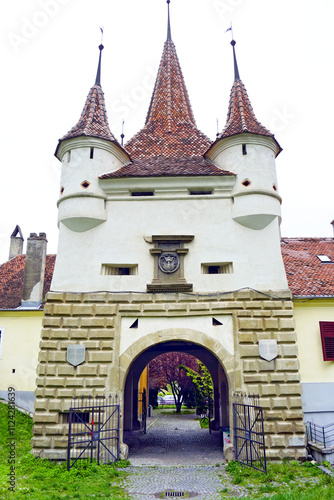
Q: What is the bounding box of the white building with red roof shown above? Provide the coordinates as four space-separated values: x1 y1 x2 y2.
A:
0 3 333 462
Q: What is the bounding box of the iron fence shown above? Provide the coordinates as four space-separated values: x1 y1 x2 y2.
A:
307 421 334 447
67 394 120 471
233 393 266 474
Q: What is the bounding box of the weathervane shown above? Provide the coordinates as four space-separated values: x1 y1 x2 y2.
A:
225 22 233 40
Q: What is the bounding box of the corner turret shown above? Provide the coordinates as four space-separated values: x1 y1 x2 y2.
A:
206 40 282 230
55 43 130 232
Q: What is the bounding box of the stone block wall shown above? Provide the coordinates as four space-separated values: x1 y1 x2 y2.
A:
32 289 306 460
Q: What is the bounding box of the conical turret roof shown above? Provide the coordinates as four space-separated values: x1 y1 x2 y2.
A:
58 83 117 144
218 79 274 139
212 40 281 155
55 45 124 158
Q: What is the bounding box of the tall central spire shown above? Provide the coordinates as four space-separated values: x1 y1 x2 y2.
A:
167 0 172 41
125 1 211 160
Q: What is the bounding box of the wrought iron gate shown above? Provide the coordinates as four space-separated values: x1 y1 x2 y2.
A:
67 395 120 471
233 394 266 473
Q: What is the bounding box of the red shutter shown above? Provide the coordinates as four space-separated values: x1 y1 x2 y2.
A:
319 322 334 361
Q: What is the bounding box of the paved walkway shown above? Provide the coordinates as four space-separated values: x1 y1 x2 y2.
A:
124 410 224 466
122 410 230 499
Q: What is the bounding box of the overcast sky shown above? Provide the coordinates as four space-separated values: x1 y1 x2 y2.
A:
1 0 333 264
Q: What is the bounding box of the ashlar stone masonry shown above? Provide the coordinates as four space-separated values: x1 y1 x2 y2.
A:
32 288 306 461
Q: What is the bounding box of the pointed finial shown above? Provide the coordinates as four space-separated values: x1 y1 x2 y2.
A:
167 0 172 41
95 28 104 86
231 39 240 81
120 120 125 146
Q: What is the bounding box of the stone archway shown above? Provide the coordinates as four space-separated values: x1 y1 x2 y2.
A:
120 329 235 436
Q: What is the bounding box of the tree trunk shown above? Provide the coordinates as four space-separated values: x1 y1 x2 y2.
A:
175 401 182 413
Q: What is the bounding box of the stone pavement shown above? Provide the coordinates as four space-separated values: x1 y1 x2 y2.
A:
122 410 230 499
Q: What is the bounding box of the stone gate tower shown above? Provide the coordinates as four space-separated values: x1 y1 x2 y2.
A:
32 4 306 460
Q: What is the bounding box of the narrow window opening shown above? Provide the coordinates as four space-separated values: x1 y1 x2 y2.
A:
242 179 251 187
212 318 223 326
67 151 71 163
101 264 138 276
273 184 277 191
12 369 15 373
90 147 94 159
131 192 154 197
202 263 233 274
189 190 213 195
81 181 90 189
60 187 64 195
242 144 247 155
130 319 139 329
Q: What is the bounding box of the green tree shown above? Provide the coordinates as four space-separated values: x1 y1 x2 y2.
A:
180 361 213 416
149 352 198 412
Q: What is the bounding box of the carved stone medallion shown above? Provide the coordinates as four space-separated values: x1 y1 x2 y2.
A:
158 252 180 274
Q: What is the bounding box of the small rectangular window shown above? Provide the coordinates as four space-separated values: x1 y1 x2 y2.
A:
90 147 94 159
101 264 138 276
189 190 213 195
131 191 154 196
242 144 247 155
320 322 334 361
202 263 233 274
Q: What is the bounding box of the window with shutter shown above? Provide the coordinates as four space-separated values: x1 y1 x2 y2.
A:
319 322 334 361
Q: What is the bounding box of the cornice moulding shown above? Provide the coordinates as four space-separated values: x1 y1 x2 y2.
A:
56 137 130 164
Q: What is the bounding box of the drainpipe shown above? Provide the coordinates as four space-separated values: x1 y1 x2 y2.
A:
21 232 47 308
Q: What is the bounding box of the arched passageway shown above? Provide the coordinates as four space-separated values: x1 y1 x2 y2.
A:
123 340 230 442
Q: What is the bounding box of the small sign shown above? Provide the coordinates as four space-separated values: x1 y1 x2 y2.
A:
92 431 100 441
66 345 86 367
259 339 277 361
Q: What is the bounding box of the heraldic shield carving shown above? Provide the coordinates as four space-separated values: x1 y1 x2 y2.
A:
147 235 194 292
158 252 180 274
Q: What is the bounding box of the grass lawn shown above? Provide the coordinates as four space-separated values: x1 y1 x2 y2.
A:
1 400 334 499
0 402 130 499
220 459 334 499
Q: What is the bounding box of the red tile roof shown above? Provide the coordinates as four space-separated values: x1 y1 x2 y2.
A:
209 79 282 156
55 84 122 157
124 39 212 161
99 157 234 179
281 238 334 297
0 255 56 309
